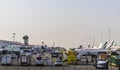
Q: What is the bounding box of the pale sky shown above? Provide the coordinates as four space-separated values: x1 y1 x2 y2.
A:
0 0 120 48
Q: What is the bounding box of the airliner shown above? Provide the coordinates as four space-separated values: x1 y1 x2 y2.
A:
75 40 115 60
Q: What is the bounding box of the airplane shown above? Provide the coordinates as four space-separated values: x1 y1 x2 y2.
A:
75 40 115 58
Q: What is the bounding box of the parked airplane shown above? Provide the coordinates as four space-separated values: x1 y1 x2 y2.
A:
75 40 115 59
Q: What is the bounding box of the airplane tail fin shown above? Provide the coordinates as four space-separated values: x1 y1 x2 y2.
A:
97 43 103 49
102 42 108 49
106 40 114 49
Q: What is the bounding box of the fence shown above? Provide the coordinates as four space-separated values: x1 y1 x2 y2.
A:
0 59 119 70
0 55 119 70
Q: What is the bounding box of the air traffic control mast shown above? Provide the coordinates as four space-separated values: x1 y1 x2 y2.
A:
23 35 29 45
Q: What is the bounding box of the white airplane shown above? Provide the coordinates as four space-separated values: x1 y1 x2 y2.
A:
92 42 108 49
75 40 115 56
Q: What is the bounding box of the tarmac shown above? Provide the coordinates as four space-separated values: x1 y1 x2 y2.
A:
0 64 119 70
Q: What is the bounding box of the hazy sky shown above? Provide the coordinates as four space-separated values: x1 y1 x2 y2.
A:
0 0 120 48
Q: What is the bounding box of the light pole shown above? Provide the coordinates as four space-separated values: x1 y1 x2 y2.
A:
88 37 91 48
108 29 111 43
93 36 95 47
12 33 16 42
52 42 55 53
53 42 55 47
101 32 103 43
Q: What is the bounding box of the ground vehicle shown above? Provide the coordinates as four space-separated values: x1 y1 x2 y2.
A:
35 54 44 66
52 52 63 66
1 55 12 65
109 51 119 66
64 50 78 64
95 59 108 69
43 59 53 66
11 54 17 59
20 54 31 65
55 60 63 66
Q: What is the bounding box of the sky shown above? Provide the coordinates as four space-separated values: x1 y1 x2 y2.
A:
0 0 120 48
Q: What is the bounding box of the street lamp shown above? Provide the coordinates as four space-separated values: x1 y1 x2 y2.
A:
53 42 55 47
108 29 111 43
12 33 16 42
101 32 103 43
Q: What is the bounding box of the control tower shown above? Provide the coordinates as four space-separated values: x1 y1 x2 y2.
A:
23 35 29 45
